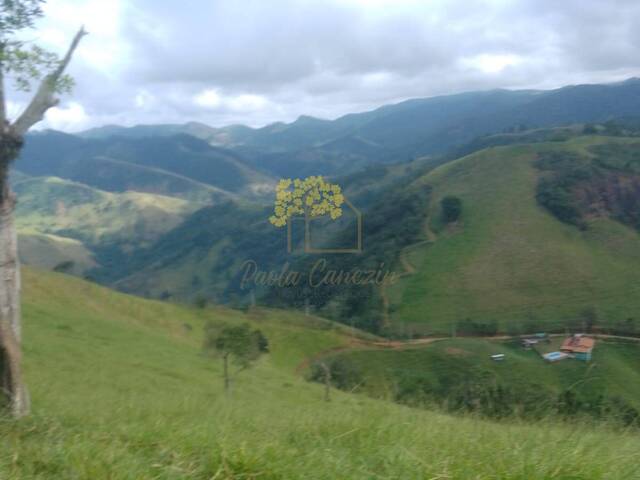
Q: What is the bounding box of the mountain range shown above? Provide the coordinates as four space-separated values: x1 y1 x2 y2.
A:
12 78 640 337
79 78 640 176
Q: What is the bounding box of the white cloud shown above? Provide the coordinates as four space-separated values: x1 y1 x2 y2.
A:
134 90 156 109
38 0 129 77
193 90 269 114
226 94 269 113
43 102 90 131
5 0 640 131
194 89 222 109
461 54 524 74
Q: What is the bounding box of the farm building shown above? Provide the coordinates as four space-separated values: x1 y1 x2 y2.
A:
561 334 595 361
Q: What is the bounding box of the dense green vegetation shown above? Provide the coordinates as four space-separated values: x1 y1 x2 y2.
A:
83 158 438 314
534 142 640 230
265 181 432 333
3 269 640 478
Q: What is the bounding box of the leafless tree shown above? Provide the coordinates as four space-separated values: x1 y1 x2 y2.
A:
1 0 85 417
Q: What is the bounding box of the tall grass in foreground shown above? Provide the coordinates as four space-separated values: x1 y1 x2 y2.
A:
3 390 640 479
1 269 639 479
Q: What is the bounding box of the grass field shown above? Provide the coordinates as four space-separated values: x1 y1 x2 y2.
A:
18 232 98 275
391 137 640 334
1 268 640 478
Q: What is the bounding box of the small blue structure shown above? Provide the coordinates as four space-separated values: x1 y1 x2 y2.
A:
543 351 569 362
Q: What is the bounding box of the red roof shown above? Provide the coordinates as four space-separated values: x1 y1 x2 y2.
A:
561 335 595 354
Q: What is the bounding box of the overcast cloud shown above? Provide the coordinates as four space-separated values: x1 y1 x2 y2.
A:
7 0 640 132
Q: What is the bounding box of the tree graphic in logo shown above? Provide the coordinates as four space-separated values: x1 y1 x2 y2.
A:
269 176 362 253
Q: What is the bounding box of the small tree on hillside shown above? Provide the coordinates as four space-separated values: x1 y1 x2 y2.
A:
203 322 268 392
580 307 598 333
441 196 462 223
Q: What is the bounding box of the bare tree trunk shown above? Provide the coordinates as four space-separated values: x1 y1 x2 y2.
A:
0 159 29 417
0 26 85 419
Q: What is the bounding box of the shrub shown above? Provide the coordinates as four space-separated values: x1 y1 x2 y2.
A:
441 196 462 223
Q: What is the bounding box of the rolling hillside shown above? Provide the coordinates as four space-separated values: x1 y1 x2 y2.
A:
2 268 639 478
12 176 205 275
18 131 274 200
60 131 640 340
18 233 97 275
20 130 640 340
387 136 640 335
12 80 640 336
87 159 434 304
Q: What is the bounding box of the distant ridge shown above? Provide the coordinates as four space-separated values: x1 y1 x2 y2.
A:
73 78 640 178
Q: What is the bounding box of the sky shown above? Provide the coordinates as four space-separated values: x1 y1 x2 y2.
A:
6 0 640 132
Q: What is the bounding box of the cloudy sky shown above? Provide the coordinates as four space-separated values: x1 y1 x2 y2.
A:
7 0 640 132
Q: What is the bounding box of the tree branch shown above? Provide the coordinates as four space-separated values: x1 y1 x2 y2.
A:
11 26 87 137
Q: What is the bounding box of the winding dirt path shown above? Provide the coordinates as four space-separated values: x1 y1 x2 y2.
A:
379 214 437 329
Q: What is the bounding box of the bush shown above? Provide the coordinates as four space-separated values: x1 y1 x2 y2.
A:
455 318 498 336
309 357 362 391
53 260 75 273
441 196 462 223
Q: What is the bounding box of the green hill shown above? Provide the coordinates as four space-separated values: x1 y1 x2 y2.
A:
15 129 640 340
385 136 640 336
14 176 198 246
89 159 432 303
3 269 639 478
18 232 97 275
13 176 205 275
79 132 640 339
18 131 274 200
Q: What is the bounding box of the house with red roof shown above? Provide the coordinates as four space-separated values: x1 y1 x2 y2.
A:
560 334 595 361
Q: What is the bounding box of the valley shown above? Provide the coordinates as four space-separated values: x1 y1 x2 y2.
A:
13 83 640 340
